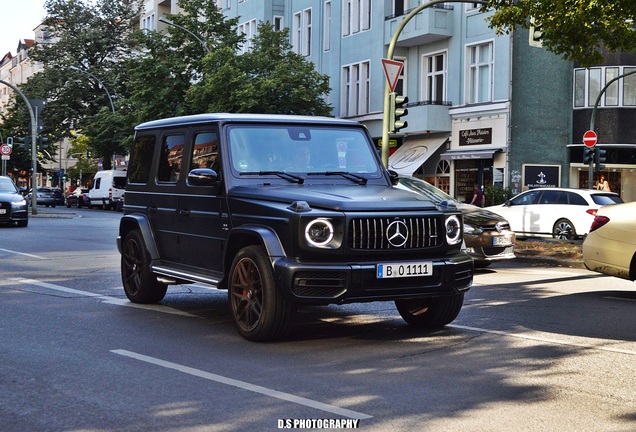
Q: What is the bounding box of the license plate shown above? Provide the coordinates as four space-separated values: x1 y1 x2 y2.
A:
377 261 432 279
0 209 6 214
492 235 512 246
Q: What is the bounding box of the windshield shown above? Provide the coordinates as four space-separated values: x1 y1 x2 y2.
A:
396 176 455 204
227 124 381 179
592 193 623 205
0 178 18 193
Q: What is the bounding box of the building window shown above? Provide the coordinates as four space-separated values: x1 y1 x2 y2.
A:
142 14 155 31
238 19 257 54
466 3 481 11
323 1 331 51
274 16 283 31
423 51 447 104
341 61 370 117
292 8 312 56
343 0 371 37
573 66 636 108
466 42 493 104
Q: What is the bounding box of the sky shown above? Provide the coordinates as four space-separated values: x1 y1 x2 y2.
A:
0 0 47 57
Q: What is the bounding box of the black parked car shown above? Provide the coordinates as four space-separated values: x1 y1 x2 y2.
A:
0 176 28 227
396 176 515 267
28 187 64 207
66 188 90 208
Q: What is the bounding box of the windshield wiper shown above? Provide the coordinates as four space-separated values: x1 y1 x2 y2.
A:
308 171 368 185
240 171 305 184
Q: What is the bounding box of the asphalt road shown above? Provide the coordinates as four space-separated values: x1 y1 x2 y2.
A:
1 207 635 431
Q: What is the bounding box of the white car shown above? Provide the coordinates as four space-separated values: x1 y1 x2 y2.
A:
486 187 622 240
583 201 636 281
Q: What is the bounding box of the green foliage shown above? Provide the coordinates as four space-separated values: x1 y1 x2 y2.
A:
486 0 636 66
188 22 332 116
485 184 513 206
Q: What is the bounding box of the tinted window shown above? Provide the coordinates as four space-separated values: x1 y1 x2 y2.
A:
591 194 624 205
128 135 156 183
567 192 588 205
190 131 219 172
113 176 127 189
510 190 540 206
158 134 185 183
538 190 563 204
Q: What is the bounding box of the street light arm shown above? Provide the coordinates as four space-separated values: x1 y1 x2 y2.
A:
159 16 211 55
69 66 115 114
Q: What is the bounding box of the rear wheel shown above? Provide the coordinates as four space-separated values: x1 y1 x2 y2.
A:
121 230 167 303
553 218 576 240
395 293 465 328
228 245 294 341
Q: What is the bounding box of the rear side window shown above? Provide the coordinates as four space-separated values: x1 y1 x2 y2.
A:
190 131 219 172
113 176 127 189
128 135 156 184
567 192 588 205
158 134 185 183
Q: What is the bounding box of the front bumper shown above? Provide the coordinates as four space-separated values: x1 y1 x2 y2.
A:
273 252 473 305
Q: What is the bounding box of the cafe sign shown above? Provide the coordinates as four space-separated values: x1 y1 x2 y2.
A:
459 128 492 146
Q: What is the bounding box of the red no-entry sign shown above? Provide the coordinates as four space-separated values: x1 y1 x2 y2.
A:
583 130 597 147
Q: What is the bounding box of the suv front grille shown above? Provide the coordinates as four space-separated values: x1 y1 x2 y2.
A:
348 217 442 250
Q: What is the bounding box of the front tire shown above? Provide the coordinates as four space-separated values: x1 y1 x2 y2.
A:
553 218 576 240
228 245 294 342
121 230 167 304
395 293 465 328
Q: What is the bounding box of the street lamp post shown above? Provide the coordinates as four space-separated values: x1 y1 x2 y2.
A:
69 66 116 169
159 17 211 55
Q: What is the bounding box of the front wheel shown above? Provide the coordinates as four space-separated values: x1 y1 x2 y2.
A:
121 230 167 304
553 218 576 240
395 293 465 328
228 245 294 341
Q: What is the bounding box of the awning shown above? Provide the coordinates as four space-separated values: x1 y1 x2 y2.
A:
388 137 449 175
439 148 503 160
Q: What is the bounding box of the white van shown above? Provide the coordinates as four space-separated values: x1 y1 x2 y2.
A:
88 170 127 210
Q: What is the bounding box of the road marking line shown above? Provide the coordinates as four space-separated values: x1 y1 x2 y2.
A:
111 349 373 420
1 248 47 259
450 324 636 356
8 277 199 318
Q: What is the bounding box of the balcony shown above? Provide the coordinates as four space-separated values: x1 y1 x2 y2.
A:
385 5 454 47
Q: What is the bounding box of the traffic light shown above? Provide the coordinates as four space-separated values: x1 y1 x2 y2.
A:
388 92 409 133
38 137 50 150
595 148 607 171
529 17 543 47
15 137 31 150
583 147 595 165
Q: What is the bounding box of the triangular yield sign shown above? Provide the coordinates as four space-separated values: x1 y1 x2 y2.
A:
382 58 404 93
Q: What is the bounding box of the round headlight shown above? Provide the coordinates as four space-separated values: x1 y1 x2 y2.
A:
445 215 462 245
305 218 334 247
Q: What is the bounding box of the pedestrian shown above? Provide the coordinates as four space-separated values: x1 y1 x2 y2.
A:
470 183 485 207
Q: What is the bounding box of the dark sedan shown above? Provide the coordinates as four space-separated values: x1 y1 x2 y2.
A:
0 176 28 227
66 188 90 208
396 176 515 267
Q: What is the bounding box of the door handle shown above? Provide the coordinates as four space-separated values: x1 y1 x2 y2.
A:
179 209 190 216
147 206 157 213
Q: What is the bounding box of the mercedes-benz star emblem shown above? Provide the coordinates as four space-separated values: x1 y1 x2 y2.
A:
386 220 409 248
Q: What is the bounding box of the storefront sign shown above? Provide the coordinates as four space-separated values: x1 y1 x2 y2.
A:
459 128 492 146
524 165 560 189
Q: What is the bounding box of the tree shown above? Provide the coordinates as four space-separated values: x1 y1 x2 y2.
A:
487 0 636 66
9 0 143 169
188 21 332 115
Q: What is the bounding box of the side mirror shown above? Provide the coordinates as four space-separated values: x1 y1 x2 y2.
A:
187 168 219 186
387 169 399 186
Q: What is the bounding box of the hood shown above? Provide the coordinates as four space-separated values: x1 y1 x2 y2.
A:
457 203 508 227
0 191 25 203
229 184 443 212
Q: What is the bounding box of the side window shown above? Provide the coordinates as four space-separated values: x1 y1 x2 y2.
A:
510 190 539 206
157 134 185 183
568 192 588 205
190 131 219 172
95 178 101 189
128 135 156 184
538 190 560 204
